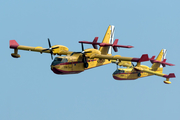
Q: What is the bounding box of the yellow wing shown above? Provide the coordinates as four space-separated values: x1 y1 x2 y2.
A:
134 66 165 77
134 66 176 84
10 40 72 58
89 54 149 62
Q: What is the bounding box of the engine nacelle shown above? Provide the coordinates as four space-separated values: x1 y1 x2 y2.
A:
84 48 101 57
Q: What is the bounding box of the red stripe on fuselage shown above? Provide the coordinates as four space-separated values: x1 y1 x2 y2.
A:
55 59 97 66
51 67 83 74
113 76 136 80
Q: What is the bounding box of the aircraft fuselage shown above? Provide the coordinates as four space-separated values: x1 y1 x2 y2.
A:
112 65 161 80
51 56 111 74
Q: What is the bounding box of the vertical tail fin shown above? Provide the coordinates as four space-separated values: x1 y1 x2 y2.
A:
99 25 115 55
151 49 167 71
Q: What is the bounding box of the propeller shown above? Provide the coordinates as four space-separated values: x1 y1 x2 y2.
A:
42 38 59 59
80 43 90 68
72 43 91 68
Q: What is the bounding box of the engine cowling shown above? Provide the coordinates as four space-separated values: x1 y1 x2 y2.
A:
84 48 101 57
51 45 69 55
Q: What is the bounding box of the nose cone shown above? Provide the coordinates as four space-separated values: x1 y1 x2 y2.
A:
112 69 126 80
112 73 120 80
51 65 63 74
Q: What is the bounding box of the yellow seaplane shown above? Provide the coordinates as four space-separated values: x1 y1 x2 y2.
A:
112 49 176 84
10 25 149 75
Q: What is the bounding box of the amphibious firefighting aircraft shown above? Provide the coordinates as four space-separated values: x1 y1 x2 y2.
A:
10 25 149 74
111 49 176 84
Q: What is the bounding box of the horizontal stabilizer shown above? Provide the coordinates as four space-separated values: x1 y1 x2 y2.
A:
112 39 133 52
79 37 99 49
79 38 133 52
150 56 175 66
131 54 149 62
10 40 19 49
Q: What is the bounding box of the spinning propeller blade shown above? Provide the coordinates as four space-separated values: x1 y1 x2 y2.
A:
42 38 59 60
48 38 51 48
71 43 89 68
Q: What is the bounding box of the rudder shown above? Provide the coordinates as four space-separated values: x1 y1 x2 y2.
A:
99 25 115 55
151 49 167 71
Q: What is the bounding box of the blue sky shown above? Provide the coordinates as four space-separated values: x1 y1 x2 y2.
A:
1 0 180 120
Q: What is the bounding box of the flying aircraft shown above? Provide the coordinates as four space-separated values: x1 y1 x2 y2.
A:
10 25 148 74
112 49 176 84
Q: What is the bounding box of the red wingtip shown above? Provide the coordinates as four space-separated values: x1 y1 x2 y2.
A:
10 40 19 49
131 54 149 62
168 73 176 78
163 73 176 78
139 54 149 62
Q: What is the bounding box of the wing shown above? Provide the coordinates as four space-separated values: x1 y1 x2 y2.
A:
134 66 166 77
89 54 149 62
10 40 72 58
134 66 176 84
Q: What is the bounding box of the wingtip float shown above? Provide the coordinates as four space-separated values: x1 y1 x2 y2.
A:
9 25 176 84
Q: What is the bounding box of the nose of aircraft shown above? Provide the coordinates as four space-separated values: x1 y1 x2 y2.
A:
51 64 63 74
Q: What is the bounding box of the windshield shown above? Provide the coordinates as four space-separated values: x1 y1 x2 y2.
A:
54 58 63 61
51 57 68 66
113 69 125 74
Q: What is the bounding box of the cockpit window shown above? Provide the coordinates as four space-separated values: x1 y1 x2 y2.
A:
113 69 125 74
61 58 68 63
54 58 63 61
51 57 68 66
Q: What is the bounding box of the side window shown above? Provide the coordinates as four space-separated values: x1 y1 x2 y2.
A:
114 70 120 74
62 58 68 63
119 70 125 73
64 59 68 62
54 58 58 61
58 58 62 61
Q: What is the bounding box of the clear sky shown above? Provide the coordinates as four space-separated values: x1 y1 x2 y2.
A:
1 0 180 120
